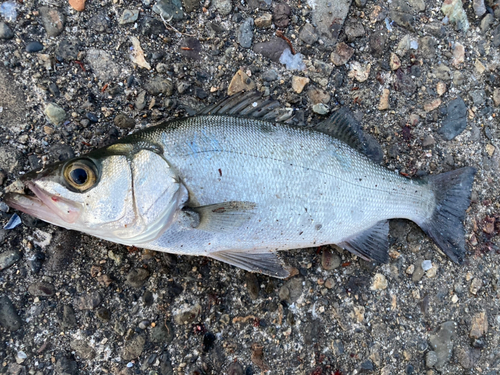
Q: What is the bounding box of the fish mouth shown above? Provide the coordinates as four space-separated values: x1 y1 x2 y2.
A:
4 181 82 226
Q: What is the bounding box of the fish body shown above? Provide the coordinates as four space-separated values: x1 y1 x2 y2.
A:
5 93 476 277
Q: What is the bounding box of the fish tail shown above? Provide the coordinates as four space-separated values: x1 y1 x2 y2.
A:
419 167 476 263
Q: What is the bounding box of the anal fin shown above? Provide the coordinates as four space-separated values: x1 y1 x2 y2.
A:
339 220 389 263
209 250 290 278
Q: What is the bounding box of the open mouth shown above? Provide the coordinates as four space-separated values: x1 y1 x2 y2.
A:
4 181 81 226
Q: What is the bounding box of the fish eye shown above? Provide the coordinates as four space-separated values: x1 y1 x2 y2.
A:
63 159 97 191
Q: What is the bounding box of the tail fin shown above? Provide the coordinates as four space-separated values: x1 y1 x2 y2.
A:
420 167 476 263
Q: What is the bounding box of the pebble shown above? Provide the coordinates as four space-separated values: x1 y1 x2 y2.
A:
0 249 21 270
432 65 451 81
469 277 482 295
245 272 260 300
227 362 245 375
486 144 495 157
437 97 467 141
121 334 146 361
26 41 43 53
0 22 14 39
291 76 309 94
371 273 388 290
237 18 254 49
227 69 255 96
378 88 390 110
360 360 374 372
345 22 365 41
389 53 401 71
470 311 488 339
420 36 436 58
96 307 111 321
114 113 135 129
119 9 139 25
0 295 22 331
441 0 469 32
457 347 481 369
144 78 174 96
68 0 86 12
135 91 147 110
310 0 350 43
255 13 272 28
129 36 151 70
74 291 102 310
70 339 96 360
421 260 432 271
153 0 184 20
214 0 232 16
429 321 456 369
60 305 77 328
273 2 291 27
262 69 278 82
436 82 446 96
28 282 55 297
348 61 371 82
452 43 465 66
126 268 150 288
321 248 341 270
44 103 66 126
253 38 289 63
312 103 329 115
369 30 387 56
151 321 174 344
89 13 111 33
86 112 98 123
425 351 438 368
330 42 354 66
179 37 201 60
55 357 77 375
472 0 486 17
174 303 201 324
39 6 66 37
86 49 121 81
308 88 330 105
480 13 493 33
299 23 318 45
424 99 441 112
469 89 485 106
279 277 303 303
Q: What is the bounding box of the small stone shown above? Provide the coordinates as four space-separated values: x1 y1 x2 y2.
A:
28 282 55 297
472 0 486 17
312 103 329 115
469 277 482 295
426 264 438 278
486 144 495 157
253 38 289 63
425 351 438 368
0 22 14 39
424 99 441 112
420 36 436 58
145 78 174 96
60 305 77 328
96 307 111 321
86 49 121 81
121 334 146 361
345 22 365 41
469 89 485 106
214 0 232 16
179 37 201 60
126 268 150 288
74 291 102 310
279 277 303 303
421 260 432 271
135 91 147 110
307 88 330 105
395 35 417 56
70 339 96 360
348 62 371 82
273 2 291 27
493 88 500 107
0 249 21 270
227 69 255 96
480 13 493 33
371 273 388 290
389 53 401 71
0 296 22 331
330 42 354 66
321 248 341 270
39 6 66 37
452 43 465 67
227 362 245 375
299 23 318 45
470 311 488 339
437 97 467 141
441 0 469 32
114 113 135 129
44 103 66 126
406 264 415 274
237 18 254 48
119 9 139 25
255 13 272 28
174 304 201 325
129 36 151 70
152 0 184 20
360 360 374 372
26 41 43 53
68 0 86 12
291 76 309 94
369 30 387 56
436 82 446 96
378 88 390 110
245 273 260 300
474 59 485 75
429 321 456 369
433 65 452 81
324 278 335 289
151 321 174 344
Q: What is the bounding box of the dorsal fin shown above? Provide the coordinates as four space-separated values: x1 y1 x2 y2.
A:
197 91 286 121
316 108 383 163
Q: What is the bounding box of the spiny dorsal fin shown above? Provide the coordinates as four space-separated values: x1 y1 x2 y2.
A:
338 220 389 263
316 108 383 163
209 250 290 278
198 91 286 121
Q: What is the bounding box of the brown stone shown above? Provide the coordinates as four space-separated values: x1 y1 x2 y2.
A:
227 69 255 96
470 311 488 339
68 0 86 11
330 42 354 66
291 76 309 94
378 88 390 110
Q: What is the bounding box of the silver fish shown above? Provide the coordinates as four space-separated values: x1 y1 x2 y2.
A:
5 92 476 278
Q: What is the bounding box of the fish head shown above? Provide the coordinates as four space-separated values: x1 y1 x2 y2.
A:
5 144 187 244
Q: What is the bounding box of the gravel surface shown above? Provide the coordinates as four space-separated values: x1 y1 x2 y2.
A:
1 0 500 374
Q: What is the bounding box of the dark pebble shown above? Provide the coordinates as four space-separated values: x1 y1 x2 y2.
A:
360 359 374 372
253 38 289 63
245 272 260 300
28 252 44 274
273 2 291 27
0 249 21 270
96 307 111 321
74 291 102 310
28 282 55 297
127 75 135 88
202 332 216 352
49 82 60 97
59 304 77 329
194 87 208 99
86 112 98 123
0 22 14 39
49 144 75 163
26 41 44 53
369 30 387 57
227 362 245 375
0 296 22 331
142 290 154 306
437 97 467 140
406 364 414 374
151 321 174 344
179 37 201 60
126 268 150 288
55 39 80 62
55 356 77 375
394 69 416 96
262 69 278 82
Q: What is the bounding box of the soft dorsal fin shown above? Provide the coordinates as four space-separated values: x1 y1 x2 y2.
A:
338 220 389 263
316 108 383 163
209 249 290 278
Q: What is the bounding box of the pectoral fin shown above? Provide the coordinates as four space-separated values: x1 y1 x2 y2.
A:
189 201 256 232
209 250 290 278
339 220 389 263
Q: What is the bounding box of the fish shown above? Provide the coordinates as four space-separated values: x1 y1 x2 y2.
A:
5 92 476 278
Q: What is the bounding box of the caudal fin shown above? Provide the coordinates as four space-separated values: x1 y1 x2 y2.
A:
420 167 476 263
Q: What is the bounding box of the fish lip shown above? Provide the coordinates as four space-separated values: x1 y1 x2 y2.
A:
6 180 82 225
